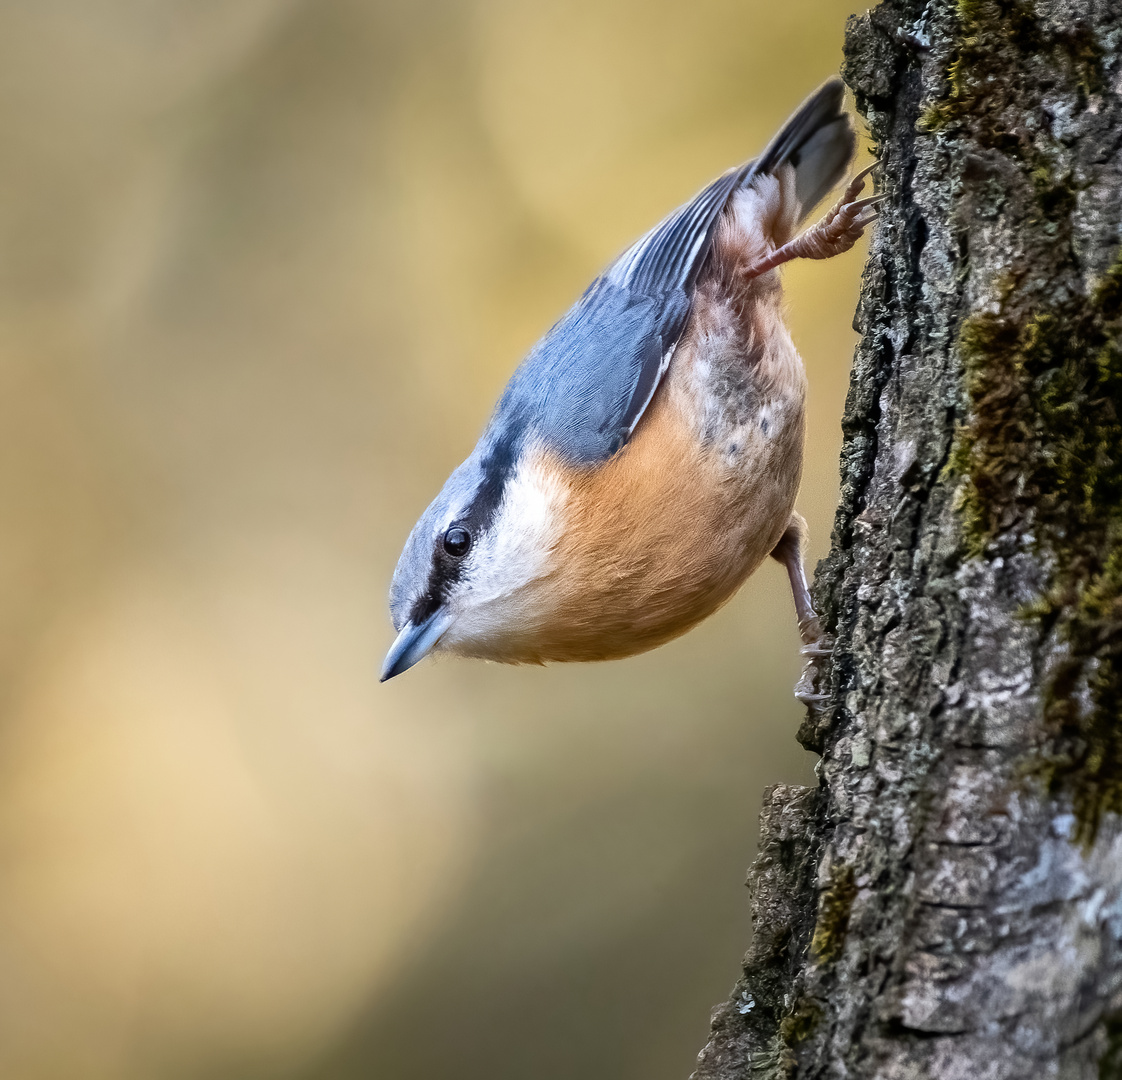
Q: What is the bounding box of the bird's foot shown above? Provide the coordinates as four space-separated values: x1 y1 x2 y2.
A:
742 163 885 278
794 633 834 711
802 164 885 259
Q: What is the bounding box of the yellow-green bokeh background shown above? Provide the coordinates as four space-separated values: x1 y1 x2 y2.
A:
0 2 868 1078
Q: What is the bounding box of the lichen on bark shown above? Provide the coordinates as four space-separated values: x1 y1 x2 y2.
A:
692 1 1122 1077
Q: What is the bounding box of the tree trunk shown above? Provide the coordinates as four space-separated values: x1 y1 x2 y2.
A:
692 2 1122 1077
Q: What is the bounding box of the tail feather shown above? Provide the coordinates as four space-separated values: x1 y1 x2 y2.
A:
753 79 855 221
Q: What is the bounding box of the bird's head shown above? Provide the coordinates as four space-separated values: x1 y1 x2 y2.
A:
381 443 567 680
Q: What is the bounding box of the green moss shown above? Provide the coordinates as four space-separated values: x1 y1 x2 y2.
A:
917 0 1103 134
769 896 843 1064
956 0 986 24
949 253 1122 844
917 0 1035 133
918 52 972 133
809 865 857 966
778 997 823 1045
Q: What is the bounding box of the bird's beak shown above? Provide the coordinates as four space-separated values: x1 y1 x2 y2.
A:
380 608 453 682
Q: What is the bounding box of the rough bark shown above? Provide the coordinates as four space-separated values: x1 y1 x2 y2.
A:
693 2 1122 1077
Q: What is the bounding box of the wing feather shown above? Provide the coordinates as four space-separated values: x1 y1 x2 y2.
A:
607 165 750 296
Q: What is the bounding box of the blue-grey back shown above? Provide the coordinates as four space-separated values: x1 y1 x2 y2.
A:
492 279 690 465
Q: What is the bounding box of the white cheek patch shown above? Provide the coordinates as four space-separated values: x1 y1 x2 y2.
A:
442 450 569 649
476 458 564 601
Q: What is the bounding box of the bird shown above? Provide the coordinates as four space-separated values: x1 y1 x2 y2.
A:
381 78 878 686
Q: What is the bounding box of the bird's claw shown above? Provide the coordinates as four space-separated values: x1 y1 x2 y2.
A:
794 634 834 713
800 634 834 660
839 161 879 204
795 689 829 707
815 172 886 254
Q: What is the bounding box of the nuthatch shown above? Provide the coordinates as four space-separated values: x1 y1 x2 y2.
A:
382 79 878 686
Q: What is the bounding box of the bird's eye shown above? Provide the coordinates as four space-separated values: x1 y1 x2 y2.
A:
442 526 472 558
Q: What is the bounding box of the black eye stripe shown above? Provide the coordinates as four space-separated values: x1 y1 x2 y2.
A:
407 425 523 627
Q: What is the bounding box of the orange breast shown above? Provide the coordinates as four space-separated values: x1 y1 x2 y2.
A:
509 333 805 664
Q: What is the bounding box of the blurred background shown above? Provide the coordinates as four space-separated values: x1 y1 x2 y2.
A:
0 2 868 1078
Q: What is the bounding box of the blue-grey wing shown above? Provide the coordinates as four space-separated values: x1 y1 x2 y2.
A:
494 280 689 464
494 166 749 466
606 165 750 297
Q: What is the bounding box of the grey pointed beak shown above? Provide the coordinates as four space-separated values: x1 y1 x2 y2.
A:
380 608 453 682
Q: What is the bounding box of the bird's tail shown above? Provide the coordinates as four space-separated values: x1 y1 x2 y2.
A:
752 79 855 222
